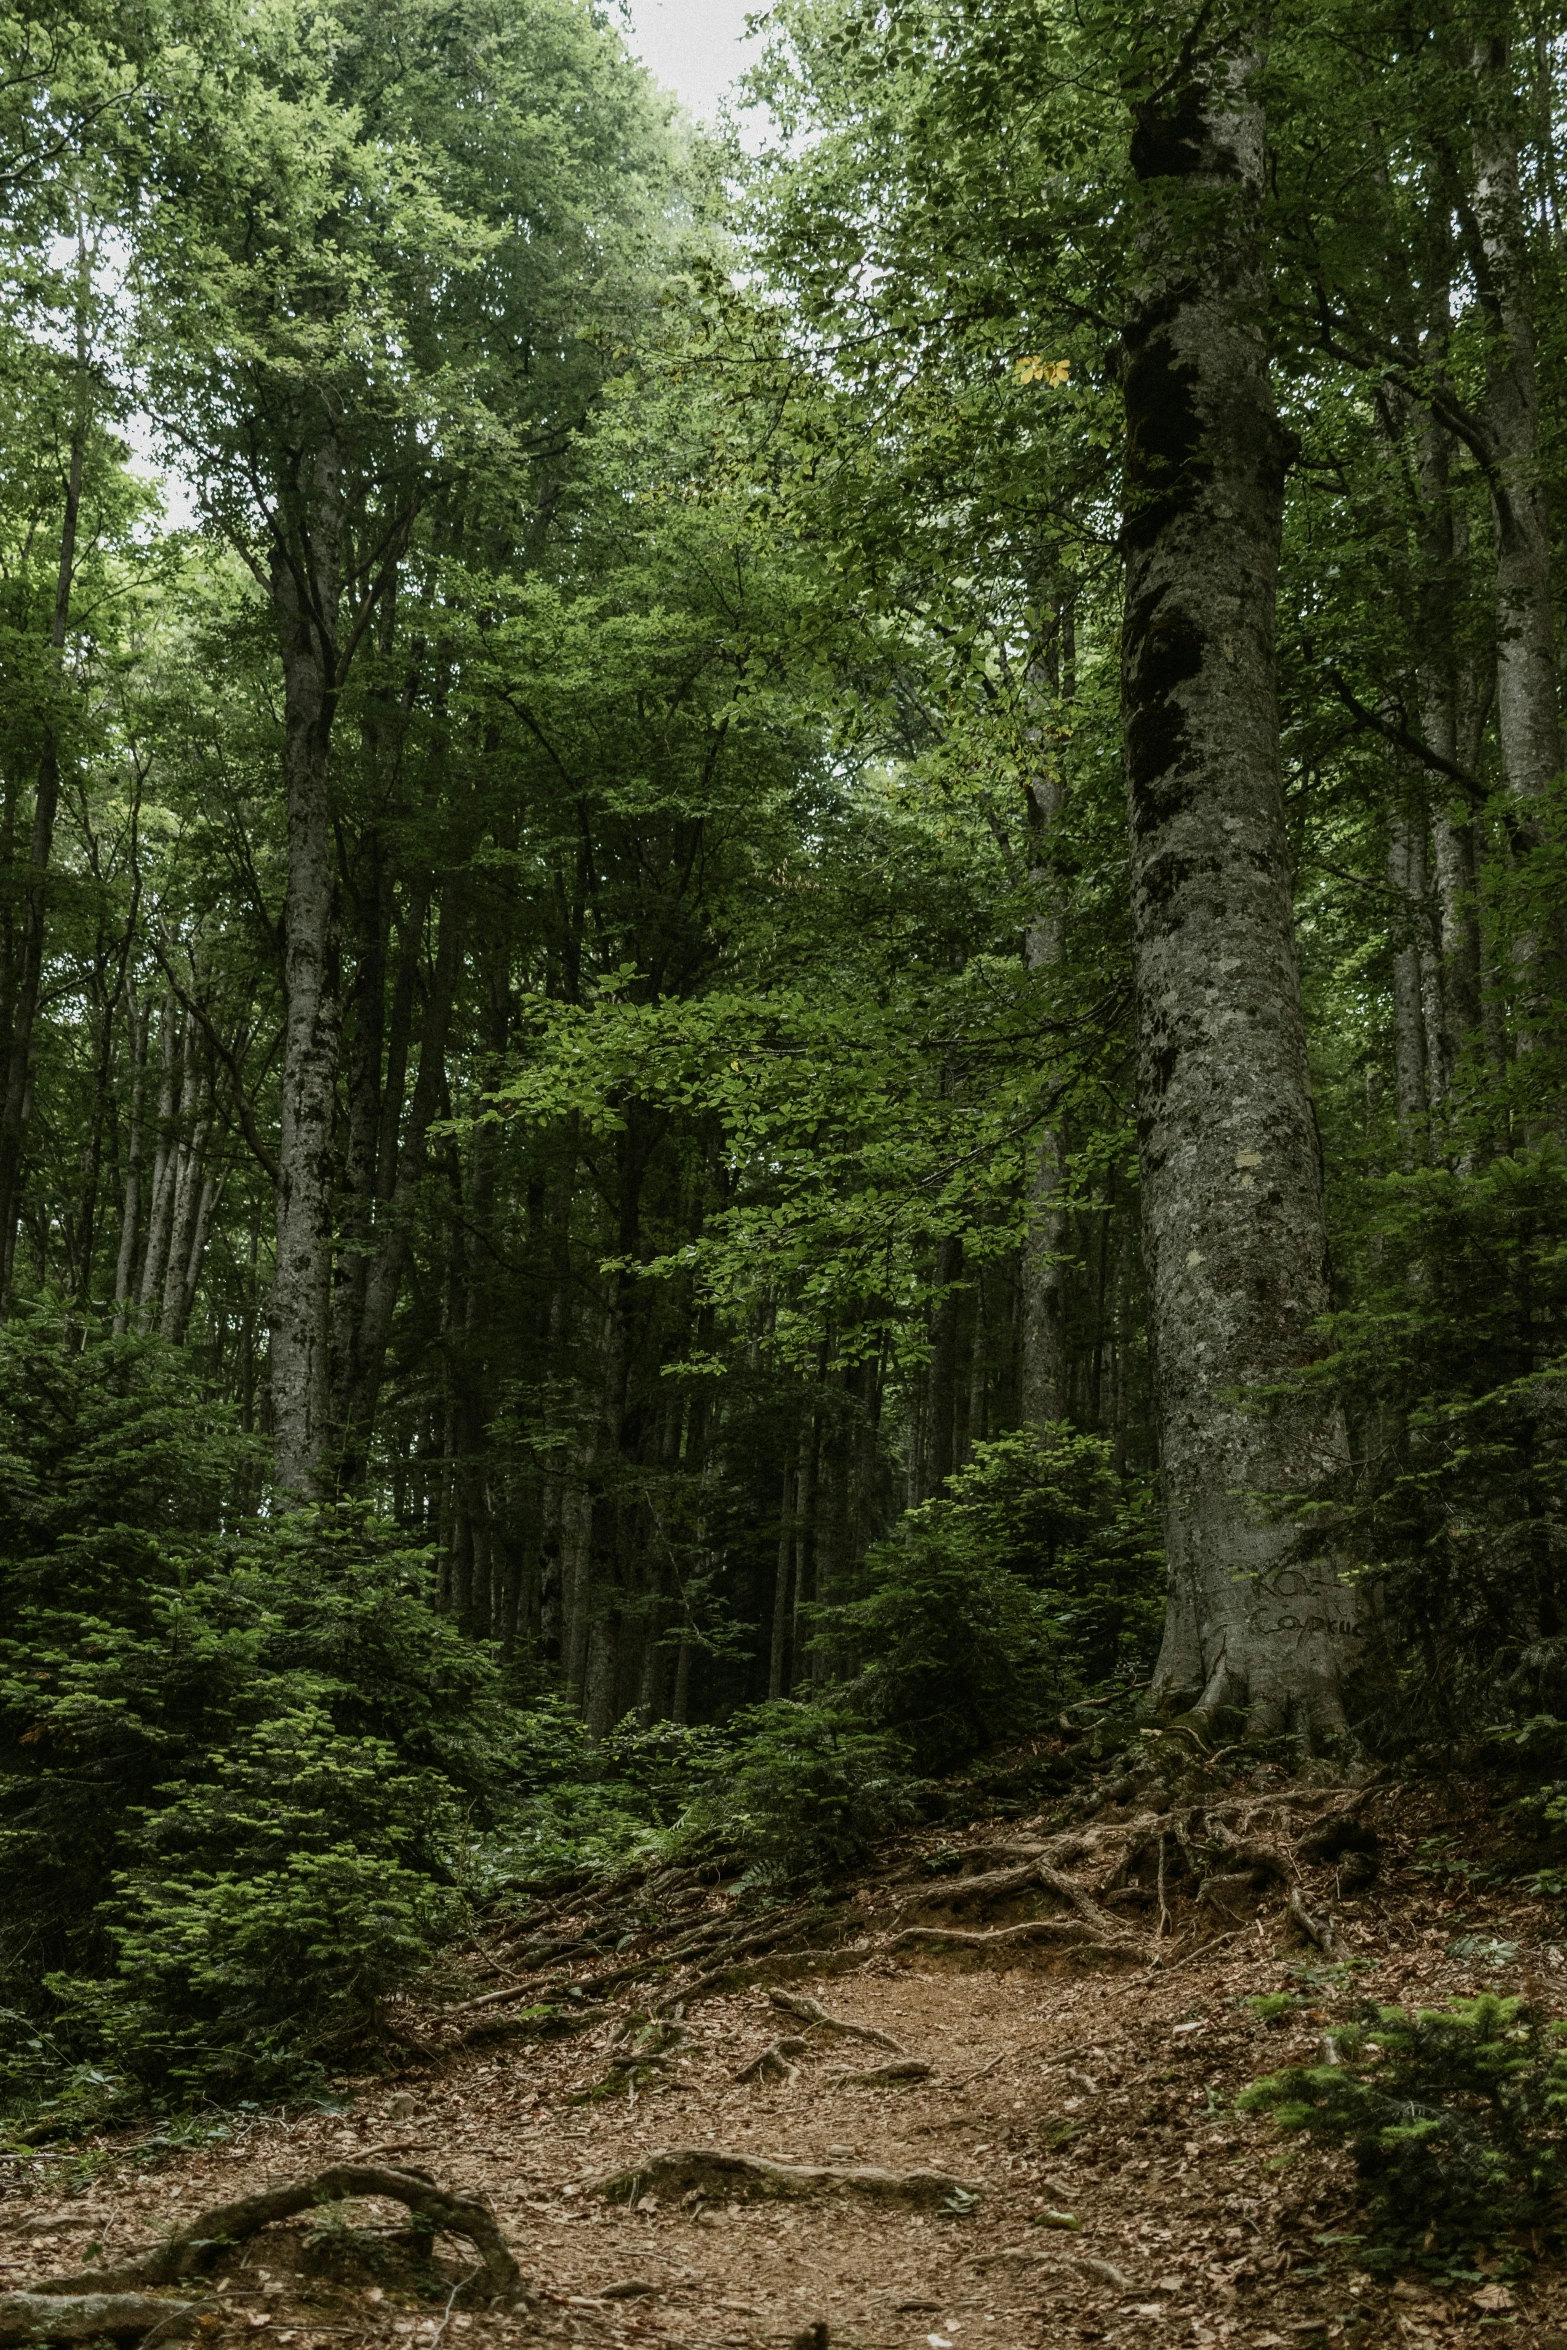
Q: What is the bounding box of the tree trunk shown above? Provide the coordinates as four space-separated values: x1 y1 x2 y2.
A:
1471 34 1562 1031
170 1174 220 1345
269 436 343 1495
790 1408 817 1684
1412 407 1487 1151
768 1455 794 1698
1388 807 1429 1167
1019 608 1072 1426
137 1004 185 1322
334 882 459 1486
0 410 86 1302
112 990 150 1333
1121 31 1367 1742
923 1234 962 1498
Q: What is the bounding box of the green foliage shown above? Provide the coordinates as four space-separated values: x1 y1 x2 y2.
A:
1287 1152 1567 1742
674 1699 915 1886
1239 1995 1567 2249
49 1704 462 2098
827 1428 1162 1772
474 1707 732 1890
0 1324 515 2110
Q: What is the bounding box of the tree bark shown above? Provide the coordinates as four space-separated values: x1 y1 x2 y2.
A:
1121 29 1367 1742
1470 34 1562 1034
137 1002 185 1322
923 1232 962 1496
112 989 150 1333
1388 806 1429 1166
333 883 460 1486
768 1456 794 1698
1018 609 1072 1428
269 437 343 1494
0 407 86 1302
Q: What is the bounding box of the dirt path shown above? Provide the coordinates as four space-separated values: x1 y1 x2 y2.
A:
6 1790 1567 2350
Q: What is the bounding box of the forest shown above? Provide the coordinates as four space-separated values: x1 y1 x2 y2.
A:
3 0 1567 2163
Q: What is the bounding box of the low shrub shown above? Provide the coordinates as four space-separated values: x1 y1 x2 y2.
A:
0 1319 517 2112
1239 1993 1567 2250
825 1427 1162 1772
673 1699 915 1885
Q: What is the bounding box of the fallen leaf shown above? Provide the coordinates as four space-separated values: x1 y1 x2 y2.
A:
1471 2284 1515 2314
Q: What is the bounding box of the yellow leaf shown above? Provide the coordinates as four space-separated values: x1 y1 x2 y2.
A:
1013 356 1070 386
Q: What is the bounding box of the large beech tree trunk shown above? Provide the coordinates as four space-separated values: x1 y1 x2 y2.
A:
1121 31 1367 1742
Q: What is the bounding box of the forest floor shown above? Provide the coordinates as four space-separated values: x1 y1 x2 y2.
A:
6 1762 1567 2350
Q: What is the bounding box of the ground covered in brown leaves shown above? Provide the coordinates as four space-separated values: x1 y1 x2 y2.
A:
6 1767 1567 2350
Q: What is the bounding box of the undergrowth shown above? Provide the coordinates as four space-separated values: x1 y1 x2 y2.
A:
1241 1992 1567 2262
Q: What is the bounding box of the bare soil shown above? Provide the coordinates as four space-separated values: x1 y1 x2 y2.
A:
6 1771 1567 2350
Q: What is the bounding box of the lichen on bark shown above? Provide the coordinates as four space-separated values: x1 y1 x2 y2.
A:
1120 26 1370 1744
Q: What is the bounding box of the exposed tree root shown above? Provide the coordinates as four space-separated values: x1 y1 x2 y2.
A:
827 2058 932 2087
593 2148 978 2208
443 1775 1383 2061
885 1920 1147 1966
1288 1884 1337 1952
21 2168 524 2305
766 1993 904 2051
895 1862 1041 1916
0 2290 207 2341
1194 1871 1263 1924
735 2036 810 2084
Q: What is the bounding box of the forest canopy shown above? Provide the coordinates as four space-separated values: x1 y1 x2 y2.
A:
2 0 1567 2116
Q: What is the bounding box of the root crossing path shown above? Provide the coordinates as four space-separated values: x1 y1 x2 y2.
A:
5 1783 1565 2350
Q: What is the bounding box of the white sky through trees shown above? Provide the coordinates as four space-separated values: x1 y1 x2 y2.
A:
622 0 758 118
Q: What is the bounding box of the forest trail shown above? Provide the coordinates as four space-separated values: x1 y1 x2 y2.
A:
7 1780 1566 2350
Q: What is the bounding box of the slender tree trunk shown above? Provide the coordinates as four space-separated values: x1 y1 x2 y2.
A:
924 1233 962 1496
113 990 150 1333
169 1174 220 1345
269 436 343 1494
768 1456 794 1699
1388 807 1429 1167
138 1004 184 1320
331 830 391 1421
1121 30 1367 1741
161 1082 209 1337
1403 386 1488 1140
0 411 86 1302
1019 608 1072 1426
335 882 460 1485
1471 35 1562 1033
791 1408 817 1684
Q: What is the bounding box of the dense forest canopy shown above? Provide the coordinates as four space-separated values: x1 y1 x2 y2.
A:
3 0 1567 2111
